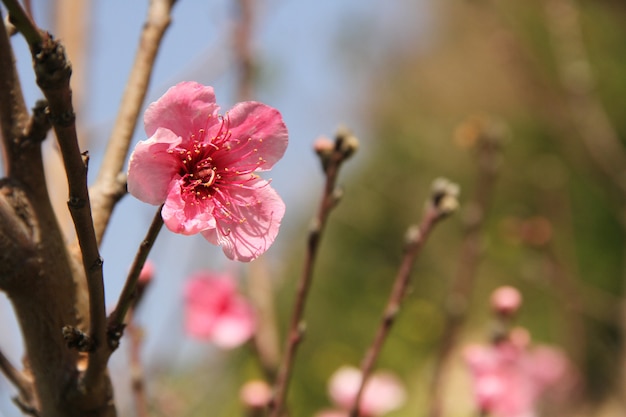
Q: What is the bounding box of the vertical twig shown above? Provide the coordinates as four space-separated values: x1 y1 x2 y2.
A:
269 130 358 417
427 116 502 417
232 0 282 382
234 0 254 102
545 0 626 195
90 0 176 245
125 272 154 417
3 0 108 391
0 349 37 412
107 206 164 346
349 179 459 417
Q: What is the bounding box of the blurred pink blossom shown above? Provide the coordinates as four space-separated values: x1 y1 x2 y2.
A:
127 81 288 262
313 410 348 417
184 271 255 348
490 286 522 316
327 366 406 416
239 379 272 409
464 337 569 417
138 260 155 284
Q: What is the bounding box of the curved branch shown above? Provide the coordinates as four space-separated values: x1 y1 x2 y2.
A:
90 0 177 245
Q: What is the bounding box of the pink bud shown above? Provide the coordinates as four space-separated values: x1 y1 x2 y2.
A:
138 260 155 284
490 286 522 316
240 380 272 409
184 271 256 348
313 136 334 154
328 366 406 416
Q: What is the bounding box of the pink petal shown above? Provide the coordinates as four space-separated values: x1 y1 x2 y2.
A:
127 128 182 205
161 181 217 235
210 297 256 349
184 273 236 338
360 372 406 416
328 366 361 409
144 81 220 139
219 102 288 172
183 272 255 348
201 178 285 262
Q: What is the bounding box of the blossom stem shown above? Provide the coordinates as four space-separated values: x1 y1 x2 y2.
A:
349 191 455 417
0 348 36 412
234 0 254 102
90 0 176 245
269 138 352 417
427 120 501 417
13 12 108 389
107 206 164 347
126 311 149 417
0 0 42 46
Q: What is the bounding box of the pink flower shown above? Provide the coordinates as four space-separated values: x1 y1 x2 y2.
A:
239 380 272 409
314 410 348 417
183 271 256 348
490 286 523 316
464 338 569 417
127 82 288 262
328 366 406 416
138 260 155 284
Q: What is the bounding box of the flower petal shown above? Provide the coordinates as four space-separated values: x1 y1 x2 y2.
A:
144 81 220 139
218 101 288 172
127 128 182 205
210 296 256 349
162 181 217 235
201 178 285 262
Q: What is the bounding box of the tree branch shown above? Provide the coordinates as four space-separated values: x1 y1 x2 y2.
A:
427 117 503 417
107 206 164 349
90 0 177 245
269 128 358 417
349 178 459 417
0 348 37 413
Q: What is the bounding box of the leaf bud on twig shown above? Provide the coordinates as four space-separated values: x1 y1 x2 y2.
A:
430 177 460 217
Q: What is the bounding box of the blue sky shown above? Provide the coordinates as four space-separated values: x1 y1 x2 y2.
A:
0 1 431 414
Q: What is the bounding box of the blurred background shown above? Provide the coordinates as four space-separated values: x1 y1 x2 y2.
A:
1 0 626 416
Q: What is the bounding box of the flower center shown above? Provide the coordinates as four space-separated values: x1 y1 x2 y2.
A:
196 163 217 188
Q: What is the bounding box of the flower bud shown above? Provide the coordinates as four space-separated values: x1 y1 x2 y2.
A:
334 125 359 160
431 177 460 216
240 380 272 410
490 286 522 317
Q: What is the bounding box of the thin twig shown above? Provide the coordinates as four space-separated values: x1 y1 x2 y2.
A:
107 206 164 348
234 0 254 102
91 0 176 245
232 0 282 382
349 180 458 417
125 288 152 417
8 1 108 389
127 316 149 417
427 117 502 417
1 0 42 46
269 130 358 417
545 0 626 196
0 349 36 412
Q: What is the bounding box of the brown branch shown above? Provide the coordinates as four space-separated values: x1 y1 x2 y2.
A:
427 117 503 417
90 0 176 245
0 5 34 182
1 0 42 46
23 31 108 390
107 206 164 349
268 129 359 417
248 259 282 382
0 348 37 413
349 179 459 417
234 0 254 102
124 273 153 417
545 0 626 196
